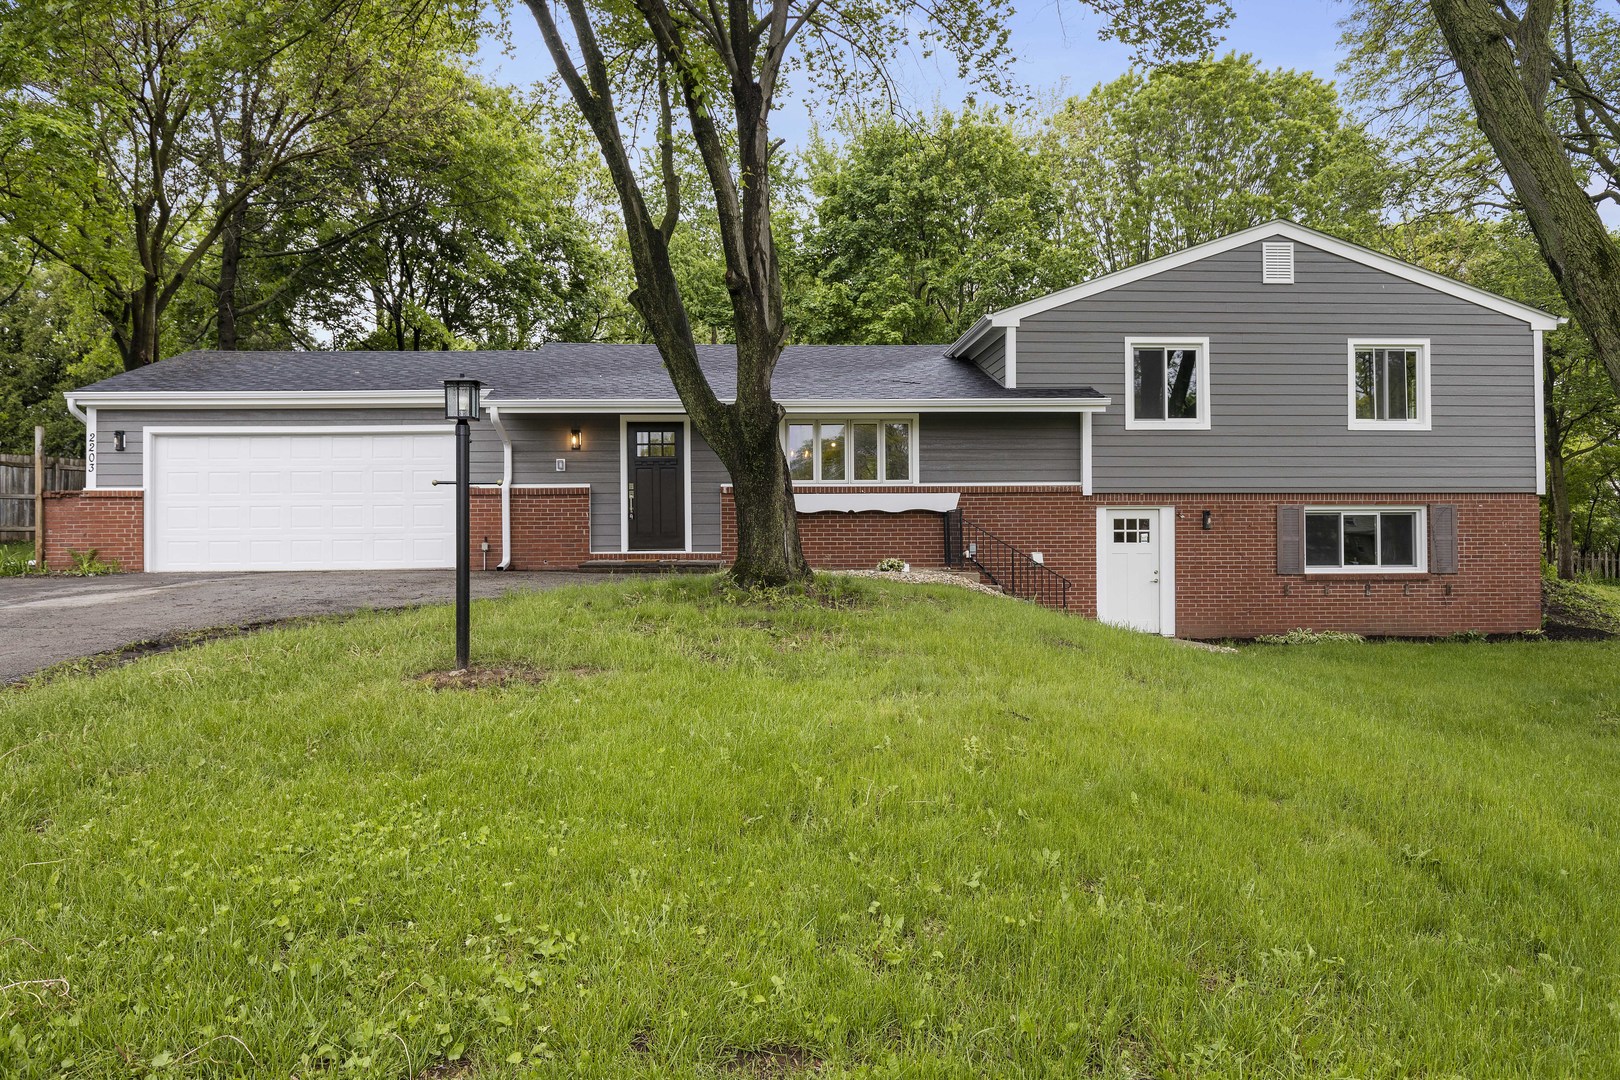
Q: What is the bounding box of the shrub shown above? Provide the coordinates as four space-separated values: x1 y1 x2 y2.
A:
876 558 908 572
1254 628 1367 645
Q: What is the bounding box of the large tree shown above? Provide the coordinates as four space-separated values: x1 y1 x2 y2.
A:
1047 52 1395 272
797 108 1080 345
1343 0 1620 397
520 0 1233 585
0 0 476 369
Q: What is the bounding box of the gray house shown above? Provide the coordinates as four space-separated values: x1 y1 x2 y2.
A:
55 221 1555 637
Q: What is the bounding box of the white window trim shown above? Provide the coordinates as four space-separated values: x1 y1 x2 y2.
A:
781 415 920 485
1347 339 1432 431
1123 337 1211 430
1302 505 1428 574
619 414 693 554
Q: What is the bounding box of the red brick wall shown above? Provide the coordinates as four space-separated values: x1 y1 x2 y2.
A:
471 486 592 570
715 486 1541 638
41 489 144 572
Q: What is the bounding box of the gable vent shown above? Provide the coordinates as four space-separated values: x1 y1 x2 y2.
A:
1262 242 1294 284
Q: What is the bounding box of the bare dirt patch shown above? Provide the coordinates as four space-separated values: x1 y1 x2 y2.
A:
416 665 553 691
719 1045 823 1076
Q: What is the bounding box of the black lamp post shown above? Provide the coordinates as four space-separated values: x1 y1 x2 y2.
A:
443 375 482 670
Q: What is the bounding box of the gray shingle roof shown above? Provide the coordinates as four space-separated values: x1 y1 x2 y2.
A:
75 344 1100 401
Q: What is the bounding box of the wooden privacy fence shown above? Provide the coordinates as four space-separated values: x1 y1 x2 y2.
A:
1546 545 1620 580
1 439 86 543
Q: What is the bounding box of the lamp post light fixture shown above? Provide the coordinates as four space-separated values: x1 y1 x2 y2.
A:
443 375 482 670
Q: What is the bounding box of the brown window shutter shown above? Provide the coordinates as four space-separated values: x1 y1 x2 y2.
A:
1277 505 1304 574
1429 504 1459 574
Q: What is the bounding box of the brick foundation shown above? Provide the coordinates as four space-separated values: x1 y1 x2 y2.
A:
37 482 1542 638
718 486 1541 638
41 489 144 572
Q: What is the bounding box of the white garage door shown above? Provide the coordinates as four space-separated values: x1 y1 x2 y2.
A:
148 429 456 571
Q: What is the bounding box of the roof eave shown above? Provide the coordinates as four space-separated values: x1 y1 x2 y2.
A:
493 396 1110 413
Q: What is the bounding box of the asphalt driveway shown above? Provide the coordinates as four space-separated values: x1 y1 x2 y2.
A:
0 570 603 683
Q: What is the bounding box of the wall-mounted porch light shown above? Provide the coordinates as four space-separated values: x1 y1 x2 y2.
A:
112 430 126 452
569 428 583 451
1201 509 1213 530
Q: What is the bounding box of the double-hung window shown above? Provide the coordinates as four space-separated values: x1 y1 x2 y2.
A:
1125 337 1210 429
1304 508 1424 572
1350 340 1430 429
786 418 915 483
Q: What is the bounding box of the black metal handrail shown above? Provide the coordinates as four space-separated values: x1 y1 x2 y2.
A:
942 510 1073 611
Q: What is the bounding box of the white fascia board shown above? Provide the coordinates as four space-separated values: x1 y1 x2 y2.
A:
964 220 1563 332
493 396 1109 414
67 390 444 410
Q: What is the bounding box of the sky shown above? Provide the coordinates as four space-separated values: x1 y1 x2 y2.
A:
474 0 1352 149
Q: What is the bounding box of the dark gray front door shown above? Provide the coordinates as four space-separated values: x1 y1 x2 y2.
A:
628 423 683 550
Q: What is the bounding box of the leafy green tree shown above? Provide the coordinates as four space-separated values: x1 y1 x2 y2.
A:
0 0 477 369
520 0 1232 583
1342 0 1620 397
797 108 1081 345
1047 53 1395 272
0 267 119 456
303 79 611 350
1382 214 1620 577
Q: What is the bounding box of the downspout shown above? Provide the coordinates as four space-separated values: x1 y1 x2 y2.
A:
62 392 88 425
488 404 514 569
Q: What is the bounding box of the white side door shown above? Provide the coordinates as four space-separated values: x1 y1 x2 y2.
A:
1100 508 1162 634
148 430 455 571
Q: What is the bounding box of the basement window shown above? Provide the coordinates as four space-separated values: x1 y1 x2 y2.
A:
1304 508 1425 572
785 418 915 483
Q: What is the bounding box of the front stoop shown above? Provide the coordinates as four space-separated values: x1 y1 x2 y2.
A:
578 559 725 574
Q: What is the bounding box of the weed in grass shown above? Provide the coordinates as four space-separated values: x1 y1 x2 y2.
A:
1 575 1619 1076
63 546 118 575
1253 627 1368 645
0 541 38 575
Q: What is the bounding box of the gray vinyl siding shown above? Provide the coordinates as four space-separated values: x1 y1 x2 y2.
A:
690 429 727 551
1015 238 1538 492
504 415 621 550
91 407 465 489
963 332 1006 384
919 413 1081 483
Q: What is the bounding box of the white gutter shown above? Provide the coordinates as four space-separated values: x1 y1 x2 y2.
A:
67 390 443 409
62 392 89 424
488 404 515 569
489 396 1109 414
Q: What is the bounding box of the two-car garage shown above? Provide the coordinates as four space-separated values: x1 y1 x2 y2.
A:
144 429 456 572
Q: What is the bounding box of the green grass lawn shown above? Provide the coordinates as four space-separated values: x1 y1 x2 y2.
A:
3 577 1619 1078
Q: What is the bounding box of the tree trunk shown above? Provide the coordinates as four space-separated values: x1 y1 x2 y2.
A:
217 203 244 350
1430 0 1620 396
118 282 162 370
718 410 811 586
1548 451 1576 578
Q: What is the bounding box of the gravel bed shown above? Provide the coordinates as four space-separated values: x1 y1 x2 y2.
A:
826 568 1006 598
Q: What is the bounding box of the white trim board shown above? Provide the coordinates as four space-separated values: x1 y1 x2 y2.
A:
947 219 1563 359
1533 330 1547 497
68 390 443 411
495 396 1108 414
